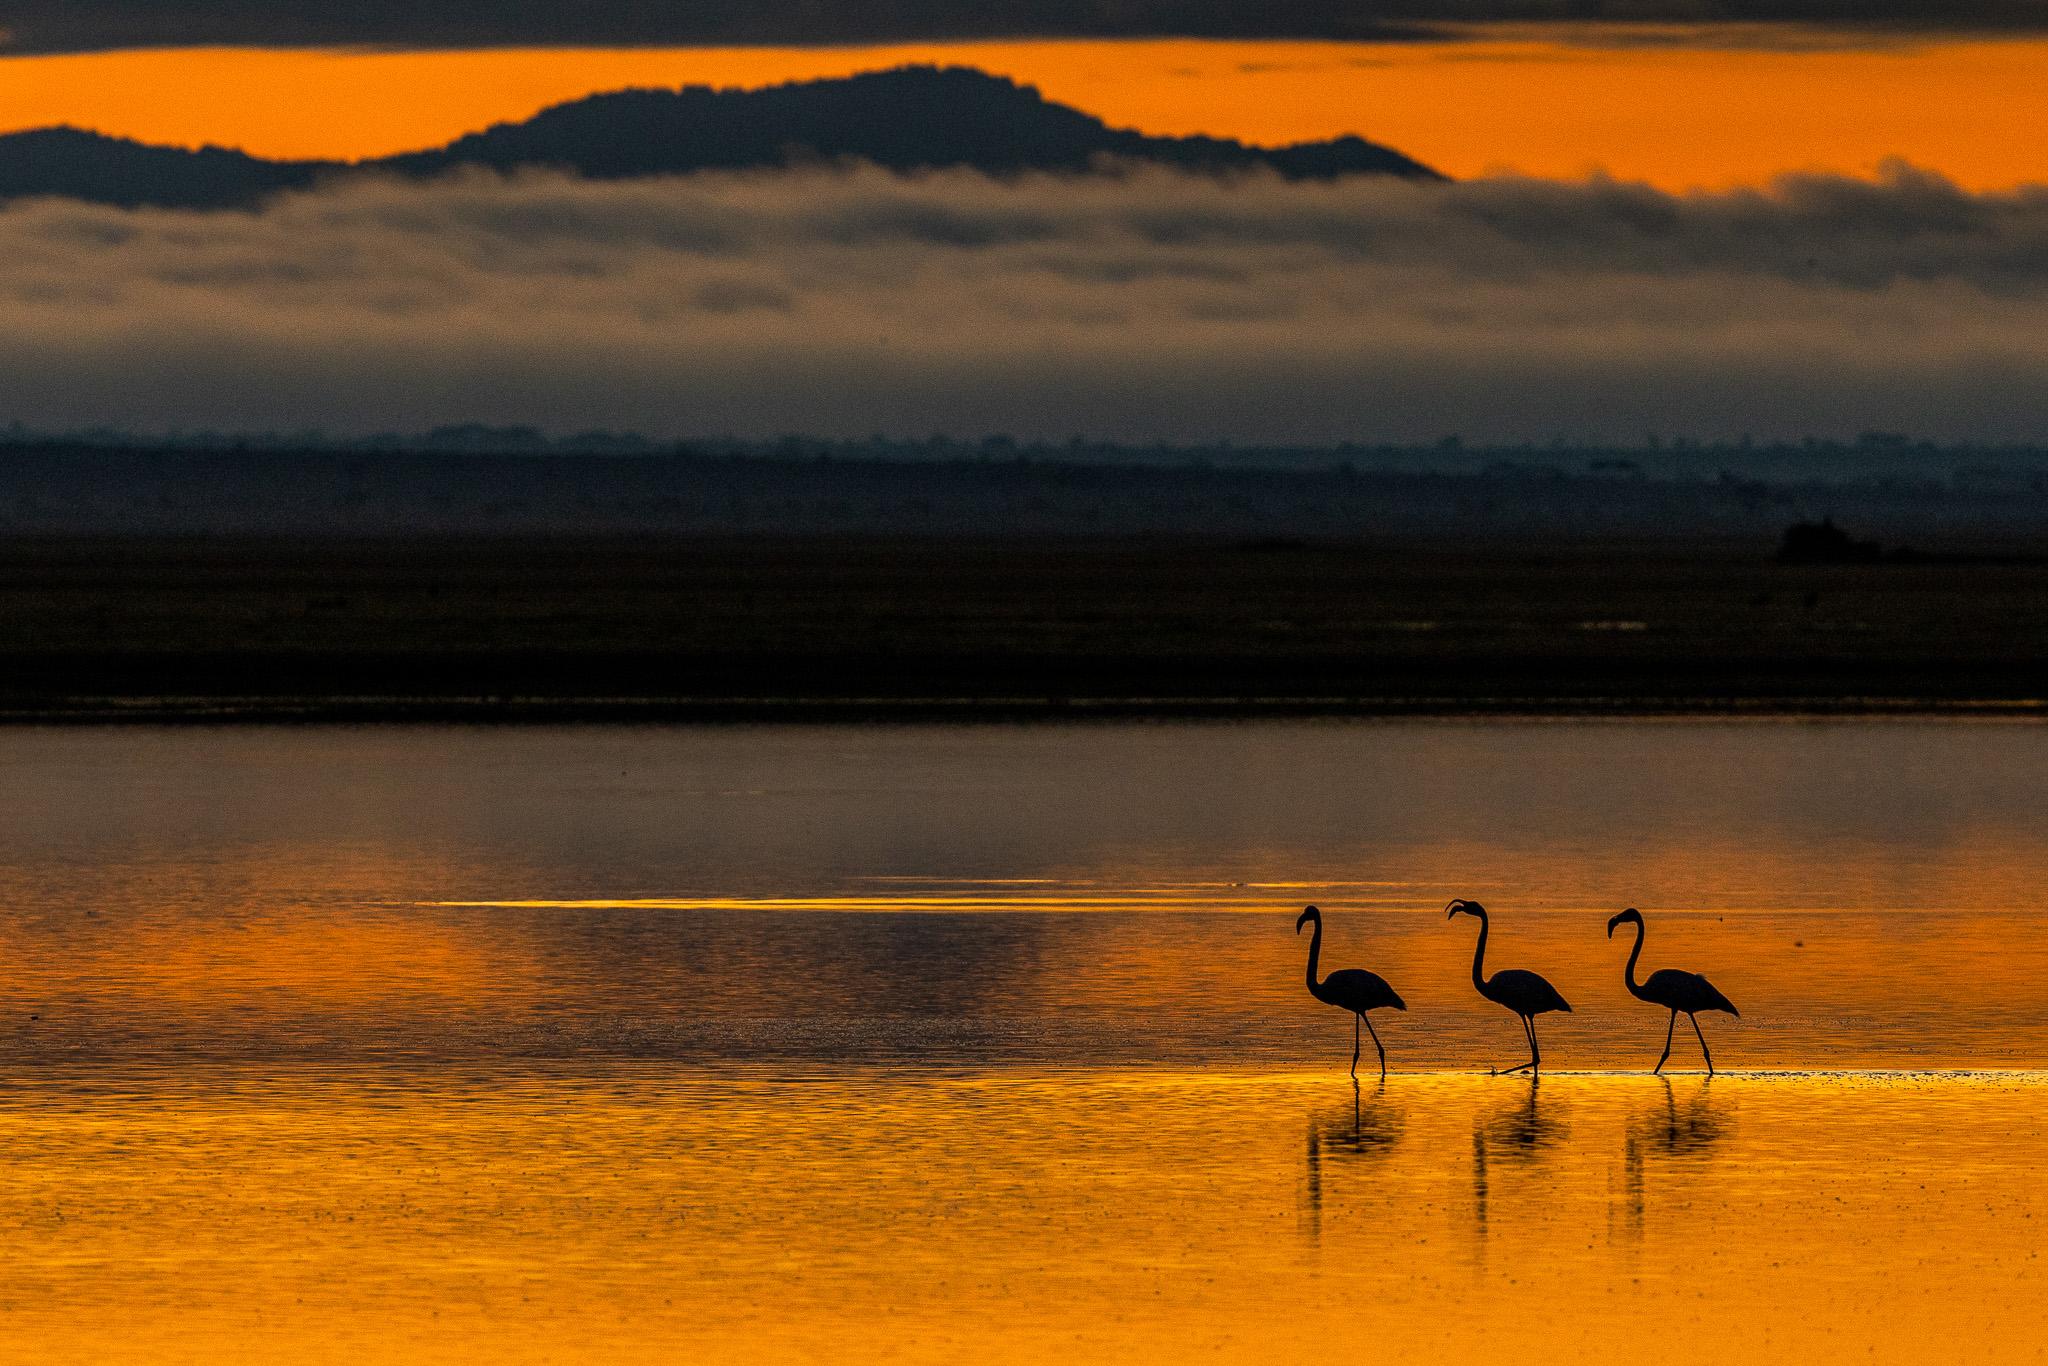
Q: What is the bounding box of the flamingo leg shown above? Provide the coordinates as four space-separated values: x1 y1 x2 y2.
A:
1655 1010 1676 1075
1529 1016 1542 1073
1495 1016 1536 1075
1362 1013 1387 1078
1690 1013 1715 1076
1351 1013 1361 1078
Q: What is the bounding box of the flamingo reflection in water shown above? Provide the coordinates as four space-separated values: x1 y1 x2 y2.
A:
1471 1076 1565 1240
1623 1078 1730 1237
1303 1081 1406 1242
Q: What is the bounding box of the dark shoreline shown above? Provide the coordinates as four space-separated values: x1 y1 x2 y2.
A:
4 532 2046 723
3 699 2045 725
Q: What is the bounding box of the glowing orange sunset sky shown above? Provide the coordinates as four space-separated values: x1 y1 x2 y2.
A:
2 34 2046 188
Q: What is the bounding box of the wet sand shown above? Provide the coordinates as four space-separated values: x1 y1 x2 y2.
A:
3 534 2047 718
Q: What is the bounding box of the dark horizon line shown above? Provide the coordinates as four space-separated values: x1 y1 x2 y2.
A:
7 423 2047 460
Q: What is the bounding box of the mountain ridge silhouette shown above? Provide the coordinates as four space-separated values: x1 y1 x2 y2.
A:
0 65 1442 209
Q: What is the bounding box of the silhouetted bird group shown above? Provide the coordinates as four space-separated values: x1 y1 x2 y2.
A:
1296 901 1738 1078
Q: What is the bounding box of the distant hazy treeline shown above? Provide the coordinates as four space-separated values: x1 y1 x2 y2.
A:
3 439 2046 539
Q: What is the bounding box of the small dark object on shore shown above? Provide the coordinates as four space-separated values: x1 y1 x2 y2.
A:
1778 518 1884 564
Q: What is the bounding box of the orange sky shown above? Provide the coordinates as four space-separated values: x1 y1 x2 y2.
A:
0 36 2044 188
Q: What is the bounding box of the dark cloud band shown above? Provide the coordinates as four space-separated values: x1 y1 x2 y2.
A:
5 1 2048 54
5 164 2048 443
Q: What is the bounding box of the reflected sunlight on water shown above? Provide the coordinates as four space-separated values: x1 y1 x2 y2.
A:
0 1069 2041 1364
1 722 2046 1358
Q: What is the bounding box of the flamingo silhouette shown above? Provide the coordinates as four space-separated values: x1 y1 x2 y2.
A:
1296 905 1407 1078
1606 908 1738 1075
1446 899 1571 1075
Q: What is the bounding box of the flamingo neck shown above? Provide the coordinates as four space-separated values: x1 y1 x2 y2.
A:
1623 920 1647 998
1304 916 1324 995
1469 912 1489 992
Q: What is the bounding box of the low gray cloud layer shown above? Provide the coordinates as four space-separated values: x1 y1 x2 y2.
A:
4 1 2047 53
5 164 2048 443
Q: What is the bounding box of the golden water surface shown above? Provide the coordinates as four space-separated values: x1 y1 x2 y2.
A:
0 722 2044 1361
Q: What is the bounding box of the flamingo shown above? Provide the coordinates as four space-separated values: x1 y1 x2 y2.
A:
1606 908 1738 1075
1296 905 1407 1078
1446 899 1571 1075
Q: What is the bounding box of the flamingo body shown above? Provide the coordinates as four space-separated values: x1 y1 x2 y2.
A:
1314 967 1407 1016
1638 967 1737 1019
1296 906 1407 1077
1608 908 1738 1074
1480 967 1572 1019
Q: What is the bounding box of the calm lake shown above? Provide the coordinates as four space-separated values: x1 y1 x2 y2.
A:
1 721 2044 1362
